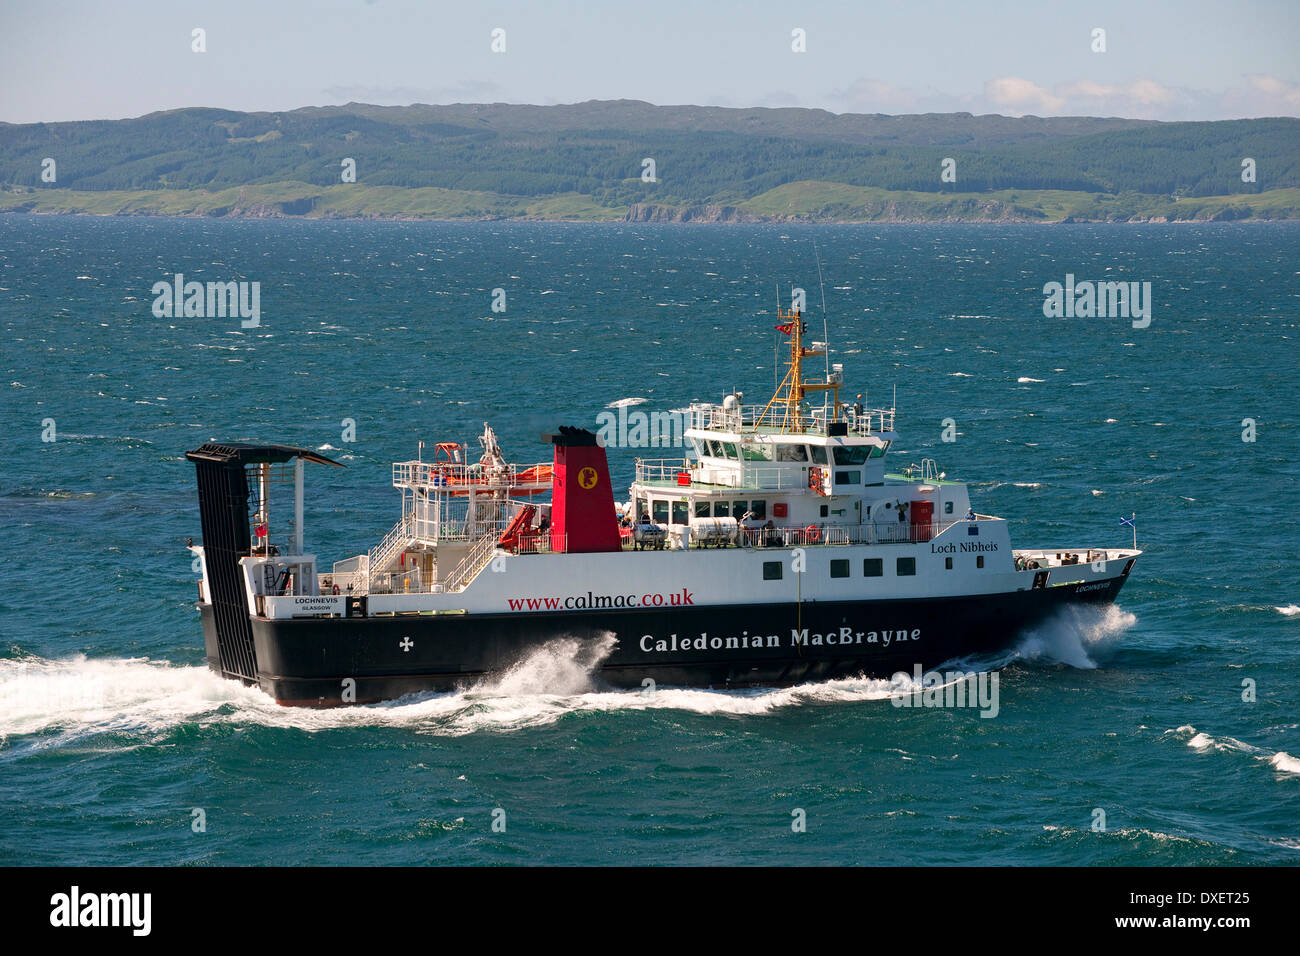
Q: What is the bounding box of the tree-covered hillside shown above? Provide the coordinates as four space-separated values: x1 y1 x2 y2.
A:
2 101 1296 220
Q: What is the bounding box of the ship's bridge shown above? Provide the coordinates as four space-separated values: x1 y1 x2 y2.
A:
674 425 895 491
677 398 895 439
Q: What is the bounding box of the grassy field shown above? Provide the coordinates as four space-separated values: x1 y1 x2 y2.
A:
3 181 1297 222
737 182 1300 222
0 182 623 221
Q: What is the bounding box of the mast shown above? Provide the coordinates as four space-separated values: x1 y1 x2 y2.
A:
757 295 843 434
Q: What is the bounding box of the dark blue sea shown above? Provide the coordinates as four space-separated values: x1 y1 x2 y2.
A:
1 216 1297 865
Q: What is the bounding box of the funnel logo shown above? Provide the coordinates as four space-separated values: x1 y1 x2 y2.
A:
578 467 598 490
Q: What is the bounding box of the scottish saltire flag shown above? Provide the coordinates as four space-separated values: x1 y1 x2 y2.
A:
1119 515 1136 528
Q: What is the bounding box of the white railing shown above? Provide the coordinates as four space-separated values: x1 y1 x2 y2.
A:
513 533 567 555
412 515 516 544
370 566 424 594
393 460 552 491
635 458 802 491
437 532 500 593
891 458 947 484
1014 547 1130 568
613 517 999 550
677 402 895 436
322 570 367 594
732 518 984 548
368 513 415 574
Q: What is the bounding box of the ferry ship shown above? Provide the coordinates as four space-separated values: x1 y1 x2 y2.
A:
186 303 1140 705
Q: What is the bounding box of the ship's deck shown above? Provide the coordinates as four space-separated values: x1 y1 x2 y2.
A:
634 470 966 493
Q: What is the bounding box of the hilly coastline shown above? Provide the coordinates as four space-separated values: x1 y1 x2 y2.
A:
2 100 1297 222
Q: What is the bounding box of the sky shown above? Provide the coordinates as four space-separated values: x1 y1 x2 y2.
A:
2 0 1298 123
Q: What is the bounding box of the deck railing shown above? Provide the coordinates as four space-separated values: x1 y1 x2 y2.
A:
513 533 568 555
677 402 895 436
635 458 803 490
367 513 415 575
614 516 1001 550
392 460 552 491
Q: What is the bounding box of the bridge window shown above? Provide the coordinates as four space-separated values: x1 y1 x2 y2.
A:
763 561 783 581
672 502 689 525
868 441 890 459
695 500 711 518
742 443 773 461
731 500 749 519
776 444 809 462
897 557 916 576
809 445 829 464
864 558 883 577
830 559 850 578
749 500 766 520
832 445 871 466
652 500 668 524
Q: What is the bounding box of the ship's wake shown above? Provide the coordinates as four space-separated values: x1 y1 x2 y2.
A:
0 606 1135 747
1 640 926 746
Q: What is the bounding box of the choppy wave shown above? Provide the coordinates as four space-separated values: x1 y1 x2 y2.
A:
1275 605 1300 617
1017 376 1045 383
1 488 99 500
1164 725 1300 777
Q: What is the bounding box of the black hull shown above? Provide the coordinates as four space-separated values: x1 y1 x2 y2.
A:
202 571 1133 705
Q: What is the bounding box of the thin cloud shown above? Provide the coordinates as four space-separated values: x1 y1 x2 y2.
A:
823 74 1300 119
321 81 505 105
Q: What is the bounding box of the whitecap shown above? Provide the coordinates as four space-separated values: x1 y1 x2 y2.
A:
1271 752 1300 775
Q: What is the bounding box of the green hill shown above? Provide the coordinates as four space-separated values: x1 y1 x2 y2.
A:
2 101 1296 222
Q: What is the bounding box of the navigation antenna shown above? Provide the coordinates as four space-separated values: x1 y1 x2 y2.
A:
773 282 782 394
814 240 830 419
